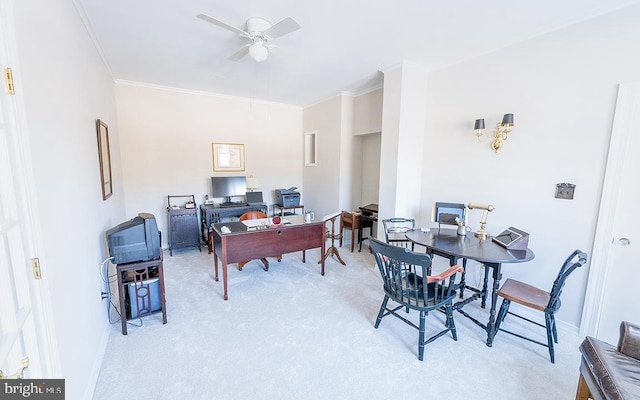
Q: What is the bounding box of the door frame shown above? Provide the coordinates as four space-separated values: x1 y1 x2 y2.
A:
0 0 60 377
580 82 640 337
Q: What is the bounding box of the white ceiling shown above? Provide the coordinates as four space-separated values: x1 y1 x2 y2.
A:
77 0 640 107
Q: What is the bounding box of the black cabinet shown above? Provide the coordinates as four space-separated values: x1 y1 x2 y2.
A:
167 195 201 255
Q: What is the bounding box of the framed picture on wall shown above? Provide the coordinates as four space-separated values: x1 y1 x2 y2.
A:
212 143 245 172
96 119 112 200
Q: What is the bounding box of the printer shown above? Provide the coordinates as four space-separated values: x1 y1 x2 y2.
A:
275 188 300 207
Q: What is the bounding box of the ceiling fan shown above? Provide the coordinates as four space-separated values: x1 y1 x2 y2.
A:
197 13 301 62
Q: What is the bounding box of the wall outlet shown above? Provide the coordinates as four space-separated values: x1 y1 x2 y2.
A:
555 183 575 200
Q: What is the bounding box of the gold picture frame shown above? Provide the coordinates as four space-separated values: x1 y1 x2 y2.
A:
212 143 245 172
96 119 112 200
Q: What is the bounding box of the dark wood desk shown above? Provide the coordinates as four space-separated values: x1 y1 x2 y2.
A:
210 215 326 300
200 203 268 251
406 228 534 346
358 203 378 252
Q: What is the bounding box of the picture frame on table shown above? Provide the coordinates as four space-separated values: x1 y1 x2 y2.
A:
96 119 112 200
212 143 245 172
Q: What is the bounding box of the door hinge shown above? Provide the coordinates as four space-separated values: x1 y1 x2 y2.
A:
31 258 42 280
4 67 15 95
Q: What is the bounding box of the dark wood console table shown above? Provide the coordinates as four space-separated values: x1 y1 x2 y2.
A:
210 215 326 300
200 203 268 251
116 256 167 335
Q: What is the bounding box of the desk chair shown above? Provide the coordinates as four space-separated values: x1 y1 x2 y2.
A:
339 211 360 252
238 212 281 271
382 218 415 249
370 238 463 361
495 249 587 363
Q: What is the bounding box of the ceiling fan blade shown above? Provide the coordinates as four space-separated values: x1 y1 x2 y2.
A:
197 13 249 37
228 45 250 61
263 17 301 38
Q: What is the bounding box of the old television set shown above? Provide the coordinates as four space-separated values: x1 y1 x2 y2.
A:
106 213 161 264
211 176 247 204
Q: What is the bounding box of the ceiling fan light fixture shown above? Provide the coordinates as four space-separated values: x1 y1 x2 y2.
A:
249 43 268 62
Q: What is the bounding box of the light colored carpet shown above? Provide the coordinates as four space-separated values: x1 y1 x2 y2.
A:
93 241 582 400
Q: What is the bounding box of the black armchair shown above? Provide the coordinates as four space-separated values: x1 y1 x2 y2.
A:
370 238 463 361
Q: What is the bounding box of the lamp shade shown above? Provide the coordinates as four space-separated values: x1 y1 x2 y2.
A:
474 119 485 130
246 176 260 190
501 113 514 125
249 44 268 62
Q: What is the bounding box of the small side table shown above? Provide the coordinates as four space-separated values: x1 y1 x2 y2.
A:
319 214 346 265
273 204 304 216
116 256 167 335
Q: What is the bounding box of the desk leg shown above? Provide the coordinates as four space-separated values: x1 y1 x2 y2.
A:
222 261 228 301
486 263 502 347
320 236 326 276
213 250 219 282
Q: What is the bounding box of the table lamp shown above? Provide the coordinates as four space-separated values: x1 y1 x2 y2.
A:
246 176 260 192
467 203 495 240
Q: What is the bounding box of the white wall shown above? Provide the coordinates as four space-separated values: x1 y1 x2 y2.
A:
354 88 383 135
11 1 124 398
302 96 343 218
354 89 382 209
303 92 380 218
379 62 428 226
421 4 640 330
115 83 303 241
360 133 381 206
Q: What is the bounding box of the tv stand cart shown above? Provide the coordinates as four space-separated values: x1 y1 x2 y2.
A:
116 256 167 335
167 195 201 255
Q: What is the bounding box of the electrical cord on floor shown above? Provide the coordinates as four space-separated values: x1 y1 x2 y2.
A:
100 257 143 327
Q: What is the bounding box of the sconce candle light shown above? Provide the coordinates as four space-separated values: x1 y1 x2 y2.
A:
474 113 514 154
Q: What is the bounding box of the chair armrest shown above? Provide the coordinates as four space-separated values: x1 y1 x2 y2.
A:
617 321 640 361
427 265 464 283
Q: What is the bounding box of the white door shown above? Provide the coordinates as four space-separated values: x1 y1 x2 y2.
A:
0 1 57 380
583 82 640 344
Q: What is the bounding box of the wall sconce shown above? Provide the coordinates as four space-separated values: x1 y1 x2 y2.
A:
474 113 514 154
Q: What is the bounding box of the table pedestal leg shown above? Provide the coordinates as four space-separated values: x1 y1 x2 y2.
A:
486 263 502 347
319 216 346 265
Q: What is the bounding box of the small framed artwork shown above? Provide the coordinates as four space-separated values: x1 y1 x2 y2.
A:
96 119 112 200
212 143 245 172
